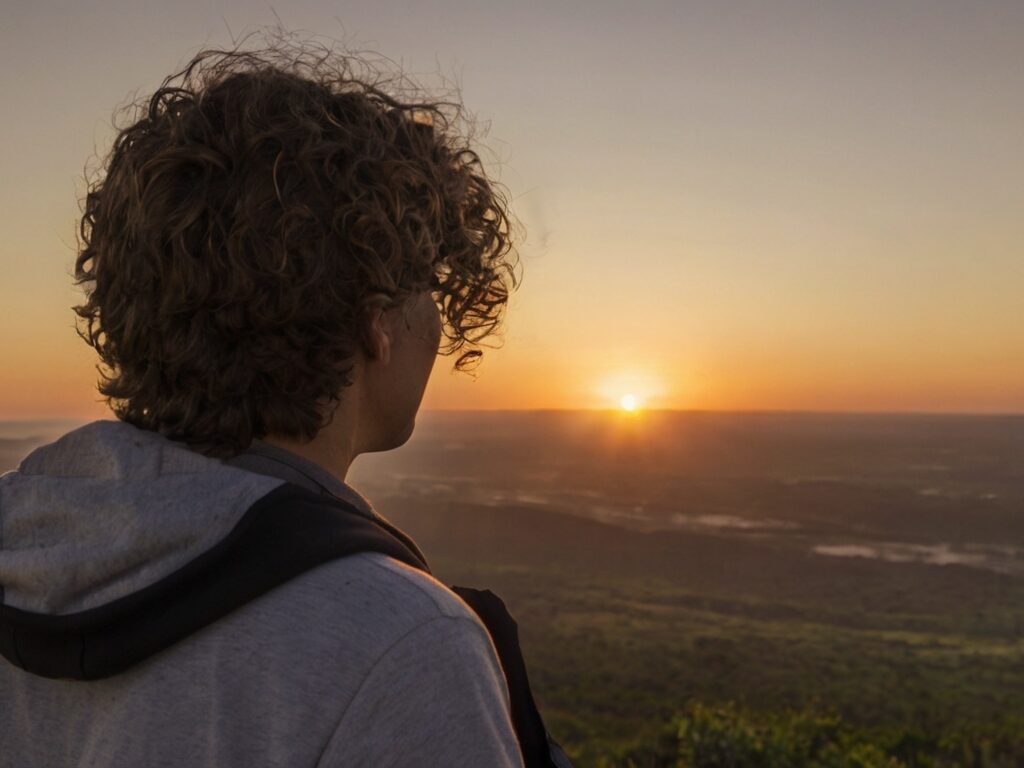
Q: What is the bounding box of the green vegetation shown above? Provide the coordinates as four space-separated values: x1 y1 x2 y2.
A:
381 492 1024 768
427 556 1024 767
623 700 1024 767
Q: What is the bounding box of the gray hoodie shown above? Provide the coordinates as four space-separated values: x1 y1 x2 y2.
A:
0 419 525 767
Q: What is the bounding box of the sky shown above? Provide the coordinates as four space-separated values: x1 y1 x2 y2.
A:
2 0 1022 420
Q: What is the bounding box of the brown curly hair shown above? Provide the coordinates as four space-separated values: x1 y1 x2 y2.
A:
73 40 518 457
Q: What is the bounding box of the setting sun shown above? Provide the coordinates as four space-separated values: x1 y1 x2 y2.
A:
593 369 665 413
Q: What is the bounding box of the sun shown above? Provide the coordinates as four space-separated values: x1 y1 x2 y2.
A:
596 370 661 413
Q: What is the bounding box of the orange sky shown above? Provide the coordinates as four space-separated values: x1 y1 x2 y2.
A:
2 2 1023 420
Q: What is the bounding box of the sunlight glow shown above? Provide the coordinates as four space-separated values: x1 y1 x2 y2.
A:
593 369 665 413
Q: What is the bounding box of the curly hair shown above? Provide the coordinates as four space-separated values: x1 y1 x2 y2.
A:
73 40 518 457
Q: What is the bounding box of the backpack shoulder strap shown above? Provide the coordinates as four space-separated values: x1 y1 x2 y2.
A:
451 586 573 768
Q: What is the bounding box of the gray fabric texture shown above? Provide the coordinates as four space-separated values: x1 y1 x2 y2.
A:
0 419 524 767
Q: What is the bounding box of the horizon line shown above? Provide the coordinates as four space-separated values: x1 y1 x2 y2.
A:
422 407 1024 417
3 406 1024 424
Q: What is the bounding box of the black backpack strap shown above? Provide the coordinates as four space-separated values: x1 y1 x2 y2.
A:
451 587 572 768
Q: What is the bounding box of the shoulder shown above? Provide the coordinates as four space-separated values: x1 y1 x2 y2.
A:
180 549 510 719
253 552 523 765
237 551 493 668
309 551 483 624
305 555 523 767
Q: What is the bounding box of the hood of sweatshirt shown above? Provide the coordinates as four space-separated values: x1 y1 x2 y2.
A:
0 419 426 680
0 420 285 616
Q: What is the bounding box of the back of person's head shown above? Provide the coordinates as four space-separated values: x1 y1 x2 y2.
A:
73 37 517 458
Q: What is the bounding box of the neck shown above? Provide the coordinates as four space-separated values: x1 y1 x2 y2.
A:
261 389 364 483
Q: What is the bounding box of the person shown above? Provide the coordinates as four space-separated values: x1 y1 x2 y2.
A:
0 38 569 767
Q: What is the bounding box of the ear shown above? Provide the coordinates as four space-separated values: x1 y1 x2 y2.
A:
361 305 392 364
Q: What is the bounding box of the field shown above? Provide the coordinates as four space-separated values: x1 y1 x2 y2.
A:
374 491 1024 765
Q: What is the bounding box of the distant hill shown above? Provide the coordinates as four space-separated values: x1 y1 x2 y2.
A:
0 420 86 474
0 437 49 475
